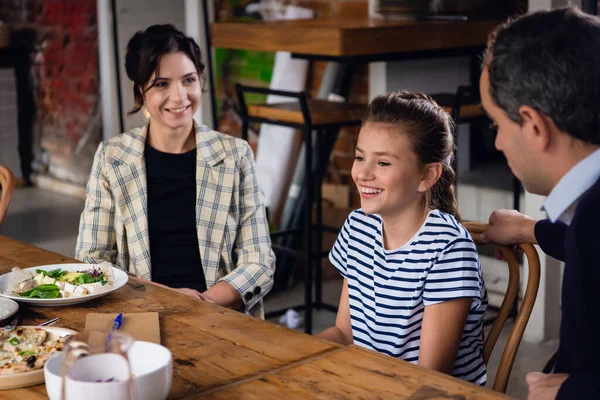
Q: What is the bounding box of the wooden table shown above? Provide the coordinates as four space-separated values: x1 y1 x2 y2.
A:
0 236 511 399
193 347 511 400
211 17 501 60
0 236 337 399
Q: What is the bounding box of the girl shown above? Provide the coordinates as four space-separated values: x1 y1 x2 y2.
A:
317 92 487 385
76 25 275 318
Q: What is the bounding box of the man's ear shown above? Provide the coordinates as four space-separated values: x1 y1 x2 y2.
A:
519 105 555 152
418 163 443 193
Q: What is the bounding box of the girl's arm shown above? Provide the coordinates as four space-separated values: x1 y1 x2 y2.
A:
316 279 353 345
418 297 472 374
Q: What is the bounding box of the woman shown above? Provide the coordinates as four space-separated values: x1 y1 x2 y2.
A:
76 24 275 318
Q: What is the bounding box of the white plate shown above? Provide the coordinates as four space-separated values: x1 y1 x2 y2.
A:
0 326 77 390
0 264 128 306
0 297 18 321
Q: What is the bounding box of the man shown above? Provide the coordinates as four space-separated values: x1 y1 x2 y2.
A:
479 7 600 400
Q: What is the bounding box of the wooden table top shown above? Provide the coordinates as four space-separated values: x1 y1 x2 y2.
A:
192 346 511 399
0 235 511 399
211 17 501 58
0 235 338 399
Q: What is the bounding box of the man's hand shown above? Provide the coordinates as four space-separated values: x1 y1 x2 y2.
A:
481 209 537 245
526 372 568 400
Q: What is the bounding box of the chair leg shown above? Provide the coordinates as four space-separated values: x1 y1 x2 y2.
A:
315 129 323 308
303 125 313 334
512 176 521 211
241 120 249 142
542 350 558 373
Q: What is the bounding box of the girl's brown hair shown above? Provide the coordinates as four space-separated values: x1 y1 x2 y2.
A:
363 91 460 220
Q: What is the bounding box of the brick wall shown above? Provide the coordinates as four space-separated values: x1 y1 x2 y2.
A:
0 0 101 185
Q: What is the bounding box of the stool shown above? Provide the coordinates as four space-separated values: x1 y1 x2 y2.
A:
431 85 522 211
235 83 364 333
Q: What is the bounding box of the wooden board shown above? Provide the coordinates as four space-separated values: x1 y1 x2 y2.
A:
193 346 513 400
247 100 364 125
0 235 339 399
211 18 502 57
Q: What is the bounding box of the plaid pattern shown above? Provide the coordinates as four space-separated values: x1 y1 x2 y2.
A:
76 124 276 318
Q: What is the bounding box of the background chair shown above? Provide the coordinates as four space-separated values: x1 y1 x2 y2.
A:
235 83 364 333
432 85 523 211
0 164 15 229
464 222 541 393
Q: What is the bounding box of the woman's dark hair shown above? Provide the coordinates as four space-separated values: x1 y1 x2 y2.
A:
363 91 460 220
125 24 205 115
483 7 600 145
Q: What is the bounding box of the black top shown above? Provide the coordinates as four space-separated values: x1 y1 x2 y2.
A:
535 177 600 399
144 143 207 292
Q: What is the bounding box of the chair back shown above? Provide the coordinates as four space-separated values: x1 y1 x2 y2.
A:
463 222 541 393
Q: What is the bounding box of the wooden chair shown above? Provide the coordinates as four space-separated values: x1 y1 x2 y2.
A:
463 222 541 393
0 164 15 229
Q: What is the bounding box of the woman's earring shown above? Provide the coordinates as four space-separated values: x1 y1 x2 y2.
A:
143 106 150 120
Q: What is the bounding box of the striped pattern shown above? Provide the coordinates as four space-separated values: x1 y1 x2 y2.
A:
330 209 487 385
76 124 276 318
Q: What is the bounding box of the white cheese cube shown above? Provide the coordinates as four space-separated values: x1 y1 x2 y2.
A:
34 274 44 286
41 276 56 285
80 282 108 294
64 283 76 294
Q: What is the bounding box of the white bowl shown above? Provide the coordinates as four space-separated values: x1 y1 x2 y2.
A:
44 341 172 400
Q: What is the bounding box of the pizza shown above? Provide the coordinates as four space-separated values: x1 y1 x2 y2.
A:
0 327 69 375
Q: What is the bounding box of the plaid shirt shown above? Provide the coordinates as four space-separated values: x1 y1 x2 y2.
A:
76 124 275 318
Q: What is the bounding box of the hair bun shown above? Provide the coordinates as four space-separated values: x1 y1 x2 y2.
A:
125 31 148 80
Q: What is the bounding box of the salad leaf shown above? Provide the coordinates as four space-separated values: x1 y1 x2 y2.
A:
86 267 104 278
19 284 61 299
75 273 104 285
36 269 68 279
32 290 61 299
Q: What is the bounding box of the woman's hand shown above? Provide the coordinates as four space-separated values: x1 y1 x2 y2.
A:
150 280 239 307
149 281 215 303
172 288 215 303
